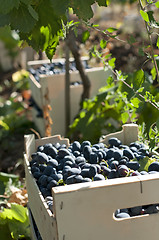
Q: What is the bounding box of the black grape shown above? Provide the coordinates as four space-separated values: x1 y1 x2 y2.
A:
148 162 159 172
108 137 121 147
123 149 135 160
43 165 54 176
130 206 142 216
93 174 105 181
126 161 140 171
47 180 57 190
89 165 97 178
115 212 130 218
118 165 129 177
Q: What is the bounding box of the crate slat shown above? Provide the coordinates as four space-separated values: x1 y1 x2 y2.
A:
52 174 159 240
100 123 138 145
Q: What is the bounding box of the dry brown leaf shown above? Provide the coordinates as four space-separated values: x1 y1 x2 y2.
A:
8 188 28 206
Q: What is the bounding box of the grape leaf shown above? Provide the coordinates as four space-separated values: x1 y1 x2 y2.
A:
156 36 159 48
0 0 20 14
28 5 39 21
130 97 140 108
0 14 10 27
82 30 90 43
140 10 149 22
9 4 37 33
133 69 144 92
97 0 108 6
100 39 107 49
69 0 107 20
50 0 69 16
0 224 12 240
121 112 129 123
155 1 159 8
45 32 62 60
36 0 63 33
138 157 155 172
0 204 30 239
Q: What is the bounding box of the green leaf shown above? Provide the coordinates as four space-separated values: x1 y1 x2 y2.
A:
157 36 159 49
147 11 159 28
0 224 12 240
45 33 61 61
121 112 129 123
140 10 149 22
151 66 156 80
0 14 10 27
108 58 116 69
9 4 37 33
50 0 68 16
97 0 108 6
0 119 9 130
155 1 159 8
0 172 19 182
106 27 118 33
138 156 155 172
130 97 140 108
28 5 38 21
0 0 20 14
100 39 107 49
9 204 27 222
133 69 144 92
156 118 159 131
69 0 107 20
149 126 156 139
82 30 90 43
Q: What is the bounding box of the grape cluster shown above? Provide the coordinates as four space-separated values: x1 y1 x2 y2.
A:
29 137 159 217
29 60 90 82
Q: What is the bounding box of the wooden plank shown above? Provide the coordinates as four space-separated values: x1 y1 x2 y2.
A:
35 135 70 149
27 56 89 67
28 207 38 240
28 74 43 108
24 134 36 159
24 154 58 240
100 123 138 145
52 174 159 240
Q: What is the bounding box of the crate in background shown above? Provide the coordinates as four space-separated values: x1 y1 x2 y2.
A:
27 58 112 137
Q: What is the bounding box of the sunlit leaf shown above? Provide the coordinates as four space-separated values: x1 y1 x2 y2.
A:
121 112 129 123
82 30 90 43
140 10 149 22
100 39 107 49
155 1 159 8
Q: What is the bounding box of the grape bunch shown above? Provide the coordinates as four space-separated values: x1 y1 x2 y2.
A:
29 60 90 82
29 137 159 217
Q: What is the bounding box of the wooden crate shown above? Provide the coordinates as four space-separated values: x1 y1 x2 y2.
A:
27 58 111 137
24 124 159 240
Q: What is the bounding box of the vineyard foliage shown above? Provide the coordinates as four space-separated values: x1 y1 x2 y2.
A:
0 0 107 60
0 0 159 147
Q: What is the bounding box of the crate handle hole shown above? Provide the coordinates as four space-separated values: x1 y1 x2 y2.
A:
114 203 159 220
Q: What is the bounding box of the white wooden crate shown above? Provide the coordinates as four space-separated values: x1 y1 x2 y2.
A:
27 58 111 137
24 124 159 240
